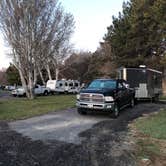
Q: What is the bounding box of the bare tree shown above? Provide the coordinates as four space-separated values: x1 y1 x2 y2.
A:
0 0 74 99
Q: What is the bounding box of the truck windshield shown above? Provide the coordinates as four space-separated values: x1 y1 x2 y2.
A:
88 80 116 89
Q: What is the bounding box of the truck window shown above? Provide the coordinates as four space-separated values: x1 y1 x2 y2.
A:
118 82 127 89
35 85 38 88
88 80 116 89
59 83 63 87
65 82 68 86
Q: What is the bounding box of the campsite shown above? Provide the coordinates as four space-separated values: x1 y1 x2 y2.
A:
0 0 166 165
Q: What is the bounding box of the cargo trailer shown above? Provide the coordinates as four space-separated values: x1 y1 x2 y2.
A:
118 67 162 100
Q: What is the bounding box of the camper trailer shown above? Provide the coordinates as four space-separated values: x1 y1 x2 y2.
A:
46 79 80 94
118 67 162 100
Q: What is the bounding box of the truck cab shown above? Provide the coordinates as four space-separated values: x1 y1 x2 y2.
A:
12 84 50 97
76 79 135 118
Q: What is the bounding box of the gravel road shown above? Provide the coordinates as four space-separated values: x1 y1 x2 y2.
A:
0 103 165 166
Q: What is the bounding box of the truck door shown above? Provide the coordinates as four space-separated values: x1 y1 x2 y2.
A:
122 81 131 104
117 81 127 107
34 85 41 95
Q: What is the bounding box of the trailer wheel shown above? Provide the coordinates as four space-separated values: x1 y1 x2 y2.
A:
64 91 68 94
152 94 159 103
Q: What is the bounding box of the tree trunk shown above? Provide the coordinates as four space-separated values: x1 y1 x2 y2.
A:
38 66 46 85
28 70 35 99
162 68 166 95
56 68 59 80
33 68 37 85
46 64 52 80
18 68 30 98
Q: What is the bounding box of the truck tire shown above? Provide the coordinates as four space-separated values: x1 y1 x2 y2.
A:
44 91 48 96
130 98 135 108
77 108 87 115
111 103 119 118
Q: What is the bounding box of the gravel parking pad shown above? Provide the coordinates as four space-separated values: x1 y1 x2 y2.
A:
0 103 165 166
10 109 109 144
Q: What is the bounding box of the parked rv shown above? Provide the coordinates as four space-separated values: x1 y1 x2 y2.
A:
46 79 80 94
118 66 162 100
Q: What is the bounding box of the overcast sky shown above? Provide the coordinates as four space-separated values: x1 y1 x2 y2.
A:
0 0 125 69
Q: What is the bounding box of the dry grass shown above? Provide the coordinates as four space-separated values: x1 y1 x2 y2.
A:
129 111 166 166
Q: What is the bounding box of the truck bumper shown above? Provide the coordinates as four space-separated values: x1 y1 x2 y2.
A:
76 101 115 111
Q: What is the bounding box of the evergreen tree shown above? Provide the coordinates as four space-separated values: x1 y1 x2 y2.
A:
6 64 21 85
104 0 166 69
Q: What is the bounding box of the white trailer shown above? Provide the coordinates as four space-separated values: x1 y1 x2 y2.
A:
46 79 80 94
118 67 162 100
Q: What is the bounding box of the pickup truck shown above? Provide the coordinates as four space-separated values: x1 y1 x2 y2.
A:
76 79 135 118
12 85 50 97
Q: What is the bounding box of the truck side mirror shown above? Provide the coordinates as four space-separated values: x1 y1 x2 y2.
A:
125 84 130 88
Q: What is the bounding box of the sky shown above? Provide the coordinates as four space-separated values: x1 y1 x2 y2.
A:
0 0 125 69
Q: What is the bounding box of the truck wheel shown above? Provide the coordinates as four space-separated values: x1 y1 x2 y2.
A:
111 104 119 118
130 98 135 108
77 108 87 115
152 94 159 103
44 91 48 96
64 91 68 94
51 91 55 95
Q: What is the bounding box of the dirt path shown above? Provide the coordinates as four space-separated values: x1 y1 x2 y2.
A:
0 103 165 166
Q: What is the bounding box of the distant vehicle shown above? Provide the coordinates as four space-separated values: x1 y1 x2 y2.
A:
76 79 135 118
118 66 162 101
11 84 50 97
5 85 16 91
0 85 5 90
12 87 25 97
46 79 80 94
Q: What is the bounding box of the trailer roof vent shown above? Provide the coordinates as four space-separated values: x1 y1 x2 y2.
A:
139 65 146 68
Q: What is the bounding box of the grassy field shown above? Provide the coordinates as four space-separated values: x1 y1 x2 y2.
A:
135 110 166 139
0 95 76 121
133 110 166 164
160 96 166 100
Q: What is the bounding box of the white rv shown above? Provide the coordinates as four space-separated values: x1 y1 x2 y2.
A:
46 79 80 94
